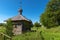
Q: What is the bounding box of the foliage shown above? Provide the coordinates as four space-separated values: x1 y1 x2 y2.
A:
0 23 6 27
1 25 60 40
6 19 13 37
40 0 60 28
12 32 42 40
0 26 6 33
12 26 60 40
0 26 6 40
34 22 41 27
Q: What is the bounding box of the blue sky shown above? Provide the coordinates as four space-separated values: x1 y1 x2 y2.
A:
0 0 49 23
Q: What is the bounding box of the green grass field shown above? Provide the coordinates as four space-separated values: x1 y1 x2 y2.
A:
12 26 60 40
0 26 60 40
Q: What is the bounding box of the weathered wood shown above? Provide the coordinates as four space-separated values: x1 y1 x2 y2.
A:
0 33 11 40
0 33 11 38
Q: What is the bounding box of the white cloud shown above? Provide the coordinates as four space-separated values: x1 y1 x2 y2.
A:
0 15 8 23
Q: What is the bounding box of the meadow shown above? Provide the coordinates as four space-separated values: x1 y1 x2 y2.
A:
12 26 60 40
0 26 60 40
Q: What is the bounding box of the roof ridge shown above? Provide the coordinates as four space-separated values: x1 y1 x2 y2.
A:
10 14 30 21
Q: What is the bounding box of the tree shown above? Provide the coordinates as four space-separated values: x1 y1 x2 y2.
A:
0 23 6 27
6 19 13 37
40 0 60 28
34 22 41 27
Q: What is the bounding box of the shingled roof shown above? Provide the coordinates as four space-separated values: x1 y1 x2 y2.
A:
10 8 30 21
11 14 29 21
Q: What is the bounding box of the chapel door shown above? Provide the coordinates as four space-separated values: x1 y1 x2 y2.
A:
13 24 22 35
16 24 22 34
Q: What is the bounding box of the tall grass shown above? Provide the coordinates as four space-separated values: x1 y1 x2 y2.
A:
0 26 60 40
0 26 6 33
13 26 60 40
12 32 42 40
0 26 6 40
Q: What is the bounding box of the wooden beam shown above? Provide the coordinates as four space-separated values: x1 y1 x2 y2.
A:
0 32 11 39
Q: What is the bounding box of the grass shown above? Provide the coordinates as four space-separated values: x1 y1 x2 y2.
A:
0 26 6 33
41 26 60 40
0 26 6 40
12 26 60 40
12 31 42 40
0 26 60 40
